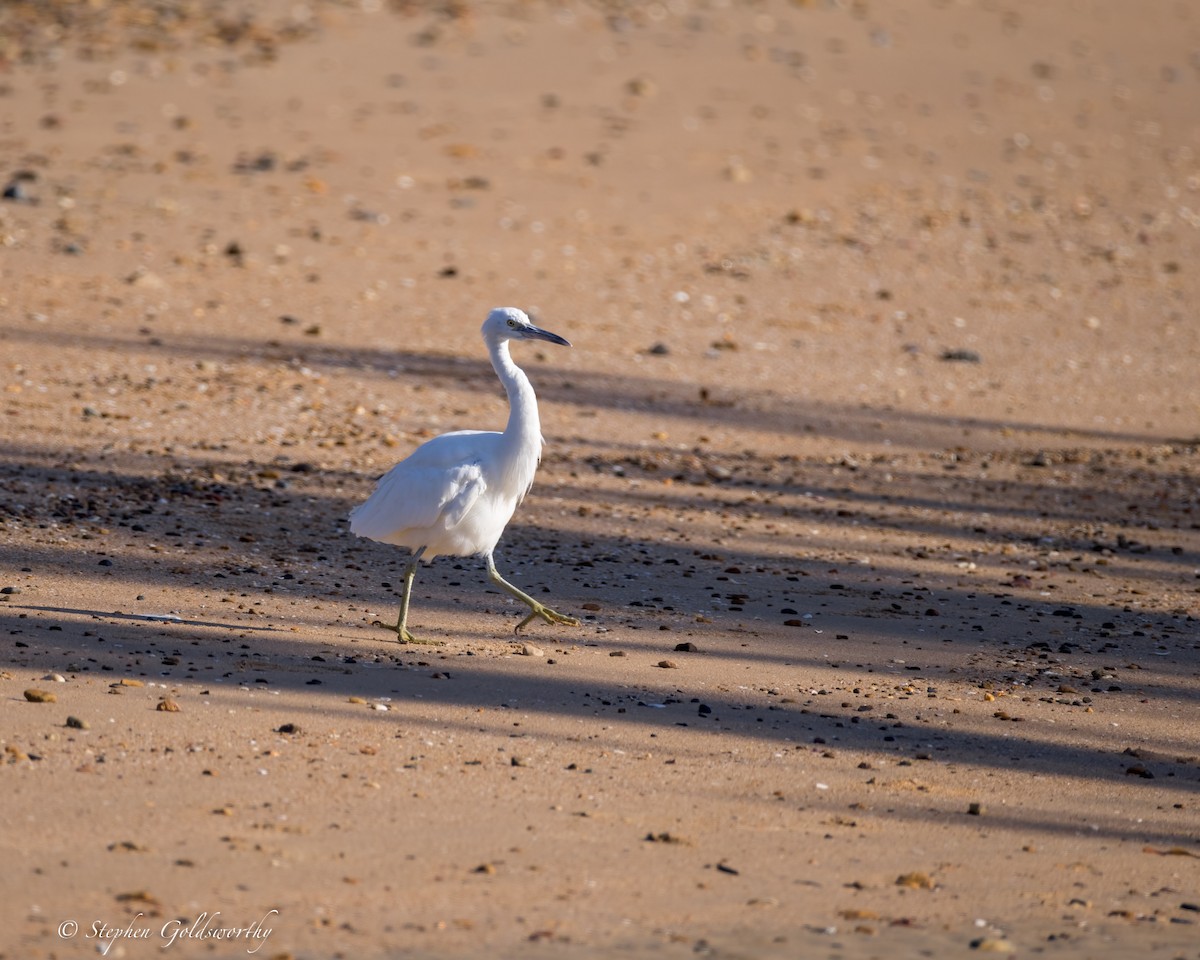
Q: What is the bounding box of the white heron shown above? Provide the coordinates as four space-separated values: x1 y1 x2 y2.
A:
349 307 581 644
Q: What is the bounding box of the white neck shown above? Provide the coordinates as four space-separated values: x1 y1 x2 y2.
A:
489 338 542 448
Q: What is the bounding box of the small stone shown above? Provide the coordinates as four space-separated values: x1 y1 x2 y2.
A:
66 716 89 730
118 678 145 687
656 660 678 669
276 723 302 735
107 841 148 853
581 602 601 611
127 267 166 289
24 689 56 703
156 699 181 712
114 890 160 907
472 863 496 875
940 348 982 363
43 673 66 683
895 871 935 889
519 643 544 657
970 938 1016 953
2 179 34 203
627 76 657 97
0 585 22 595
967 802 985 816
724 162 753 183
609 650 626 657
674 642 700 652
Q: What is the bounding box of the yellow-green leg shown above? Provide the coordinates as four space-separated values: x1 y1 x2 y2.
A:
386 548 443 645
486 554 581 634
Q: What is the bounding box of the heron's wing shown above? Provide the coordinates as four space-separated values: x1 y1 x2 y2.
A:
349 453 487 540
438 462 485 528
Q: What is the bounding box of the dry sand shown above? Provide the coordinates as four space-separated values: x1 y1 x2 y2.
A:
1 1 1199 958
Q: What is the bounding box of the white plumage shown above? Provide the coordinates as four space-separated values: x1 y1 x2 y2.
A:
350 307 579 643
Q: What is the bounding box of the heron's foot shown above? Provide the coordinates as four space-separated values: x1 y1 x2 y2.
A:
514 602 581 634
373 620 445 645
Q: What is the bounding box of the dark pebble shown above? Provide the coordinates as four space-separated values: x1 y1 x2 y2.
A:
2 179 34 203
940 348 981 363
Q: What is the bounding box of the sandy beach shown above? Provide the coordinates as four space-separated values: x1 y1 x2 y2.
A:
1 1 1199 957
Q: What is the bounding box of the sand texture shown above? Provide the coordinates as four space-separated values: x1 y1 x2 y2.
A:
1 2 1199 958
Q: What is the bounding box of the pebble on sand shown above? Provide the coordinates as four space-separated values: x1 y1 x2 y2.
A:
970 938 1016 954
24 689 56 703
66 716 89 729
156 698 181 712
644 832 689 845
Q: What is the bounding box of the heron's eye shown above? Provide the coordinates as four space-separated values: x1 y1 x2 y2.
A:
507 319 517 327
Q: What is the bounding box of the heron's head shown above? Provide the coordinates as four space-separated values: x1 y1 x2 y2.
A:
483 307 571 347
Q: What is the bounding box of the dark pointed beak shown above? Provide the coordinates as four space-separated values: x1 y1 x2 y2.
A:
526 324 571 347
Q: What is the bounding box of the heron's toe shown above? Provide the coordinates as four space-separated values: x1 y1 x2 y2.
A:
372 619 444 645
397 629 445 646
515 603 581 633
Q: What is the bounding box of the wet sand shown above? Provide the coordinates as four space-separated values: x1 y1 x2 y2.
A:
1 2 1199 958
